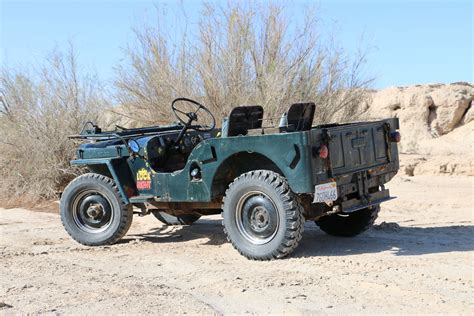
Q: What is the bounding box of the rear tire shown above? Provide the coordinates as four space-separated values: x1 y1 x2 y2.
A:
315 205 380 237
222 170 304 260
151 211 201 225
60 173 133 246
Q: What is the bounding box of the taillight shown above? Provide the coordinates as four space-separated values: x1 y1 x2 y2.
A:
319 145 329 159
390 131 401 143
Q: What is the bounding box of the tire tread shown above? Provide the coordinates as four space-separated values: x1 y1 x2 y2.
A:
222 170 304 260
60 173 133 246
315 205 380 237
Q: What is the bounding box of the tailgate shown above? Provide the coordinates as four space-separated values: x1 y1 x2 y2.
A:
327 121 391 176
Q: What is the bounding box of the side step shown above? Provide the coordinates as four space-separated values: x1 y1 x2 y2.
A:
129 195 154 204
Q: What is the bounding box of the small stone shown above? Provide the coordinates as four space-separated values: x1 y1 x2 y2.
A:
0 302 13 309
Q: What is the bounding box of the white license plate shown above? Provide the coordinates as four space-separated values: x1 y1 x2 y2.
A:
313 182 338 203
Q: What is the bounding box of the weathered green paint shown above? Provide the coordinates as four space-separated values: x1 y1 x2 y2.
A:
71 158 131 203
153 130 314 201
71 131 314 202
71 118 400 206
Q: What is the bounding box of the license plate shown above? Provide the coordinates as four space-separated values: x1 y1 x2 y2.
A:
313 182 338 203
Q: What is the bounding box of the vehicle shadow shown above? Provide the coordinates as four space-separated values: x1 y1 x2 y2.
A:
124 218 474 257
294 222 474 257
123 218 228 246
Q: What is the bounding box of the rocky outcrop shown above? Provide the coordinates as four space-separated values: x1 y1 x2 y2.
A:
361 83 473 176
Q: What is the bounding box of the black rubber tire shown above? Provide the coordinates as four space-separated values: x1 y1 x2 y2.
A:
222 170 305 260
60 173 133 246
151 211 201 225
315 205 380 237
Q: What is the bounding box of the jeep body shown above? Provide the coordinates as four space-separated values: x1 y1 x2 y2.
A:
60 99 400 260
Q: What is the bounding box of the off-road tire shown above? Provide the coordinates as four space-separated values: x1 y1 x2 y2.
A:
151 211 201 225
315 204 380 237
222 170 305 260
60 173 133 246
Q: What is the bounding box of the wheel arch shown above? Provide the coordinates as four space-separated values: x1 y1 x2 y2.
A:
210 152 286 198
71 158 136 203
86 163 113 178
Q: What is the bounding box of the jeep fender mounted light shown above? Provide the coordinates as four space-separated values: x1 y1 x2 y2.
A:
128 139 140 153
390 131 401 143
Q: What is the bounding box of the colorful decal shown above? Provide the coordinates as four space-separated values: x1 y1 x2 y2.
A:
136 168 152 190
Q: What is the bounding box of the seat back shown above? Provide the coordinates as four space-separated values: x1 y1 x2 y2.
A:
285 102 315 132
226 106 264 137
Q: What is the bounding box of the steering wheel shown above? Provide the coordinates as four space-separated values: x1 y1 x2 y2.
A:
171 98 216 132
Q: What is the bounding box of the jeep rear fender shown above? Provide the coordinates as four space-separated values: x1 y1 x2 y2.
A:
203 132 314 197
210 151 285 197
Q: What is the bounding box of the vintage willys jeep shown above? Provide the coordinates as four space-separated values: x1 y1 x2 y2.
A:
61 98 400 260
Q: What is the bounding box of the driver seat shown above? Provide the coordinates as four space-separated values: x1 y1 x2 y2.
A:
222 106 264 137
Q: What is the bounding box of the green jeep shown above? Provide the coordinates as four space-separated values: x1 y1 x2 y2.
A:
61 98 400 260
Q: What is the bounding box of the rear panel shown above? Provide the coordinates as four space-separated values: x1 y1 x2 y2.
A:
307 118 400 214
310 118 399 183
328 121 391 176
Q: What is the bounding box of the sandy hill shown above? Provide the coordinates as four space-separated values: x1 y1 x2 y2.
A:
361 82 473 176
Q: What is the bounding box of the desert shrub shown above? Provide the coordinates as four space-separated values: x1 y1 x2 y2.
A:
0 48 110 202
0 2 373 205
115 2 373 126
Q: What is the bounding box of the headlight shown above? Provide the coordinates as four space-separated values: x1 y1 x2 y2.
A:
128 139 140 153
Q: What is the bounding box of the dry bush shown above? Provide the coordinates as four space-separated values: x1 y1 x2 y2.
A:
0 2 373 205
115 2 373 126
0 48 110 202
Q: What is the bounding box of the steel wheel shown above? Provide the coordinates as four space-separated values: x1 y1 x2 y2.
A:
222 170 305 260
71 190 114 234
235 191 279 245
60 173 133 246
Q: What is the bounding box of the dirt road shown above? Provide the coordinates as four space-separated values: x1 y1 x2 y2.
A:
1 175 473 314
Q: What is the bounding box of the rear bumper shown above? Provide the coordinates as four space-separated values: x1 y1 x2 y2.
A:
340 189 394 213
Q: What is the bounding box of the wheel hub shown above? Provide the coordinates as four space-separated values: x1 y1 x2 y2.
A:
73 192 113 233
235 191 279 245
250 206 270 231
86 204 103 218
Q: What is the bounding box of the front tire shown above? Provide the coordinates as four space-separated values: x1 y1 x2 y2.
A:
222 170 304 260
60 173 133 246
315 205 380 237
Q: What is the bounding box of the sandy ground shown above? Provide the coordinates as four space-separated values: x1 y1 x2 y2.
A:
1 175 473 314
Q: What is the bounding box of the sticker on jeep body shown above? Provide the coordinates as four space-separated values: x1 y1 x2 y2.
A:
136 168 152 190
